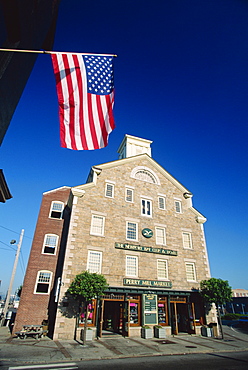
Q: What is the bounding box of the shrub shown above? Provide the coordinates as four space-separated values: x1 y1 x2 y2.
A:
222 313 240 320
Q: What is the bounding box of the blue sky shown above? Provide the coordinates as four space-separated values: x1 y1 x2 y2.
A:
1 0 248 297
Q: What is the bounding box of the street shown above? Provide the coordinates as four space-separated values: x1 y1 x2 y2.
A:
1 351 248 370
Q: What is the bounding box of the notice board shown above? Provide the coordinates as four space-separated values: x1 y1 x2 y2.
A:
142 294 158 325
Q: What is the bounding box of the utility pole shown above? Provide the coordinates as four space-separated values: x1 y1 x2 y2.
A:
1 229 24 325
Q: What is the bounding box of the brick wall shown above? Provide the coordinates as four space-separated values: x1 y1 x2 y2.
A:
13 187 71 334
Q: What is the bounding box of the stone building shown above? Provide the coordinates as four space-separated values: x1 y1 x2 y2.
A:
14 135 217 339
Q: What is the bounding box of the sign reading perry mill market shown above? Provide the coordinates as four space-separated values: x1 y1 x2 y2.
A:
115 242 178 256
123 278 172 288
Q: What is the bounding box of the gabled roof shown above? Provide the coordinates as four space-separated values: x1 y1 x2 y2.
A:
73 153 206 223
43 186 71 195
93 153 191 194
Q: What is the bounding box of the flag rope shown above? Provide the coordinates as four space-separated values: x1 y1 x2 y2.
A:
0 48 117 57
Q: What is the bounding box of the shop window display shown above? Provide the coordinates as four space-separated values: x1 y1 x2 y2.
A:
158 296 168 326
79 300 96 327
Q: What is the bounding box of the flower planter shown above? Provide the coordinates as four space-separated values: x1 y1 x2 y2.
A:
154 326 166 338
81 328 93 341
141 327 153 339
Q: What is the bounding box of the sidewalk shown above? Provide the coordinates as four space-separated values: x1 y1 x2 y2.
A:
0 325 247 365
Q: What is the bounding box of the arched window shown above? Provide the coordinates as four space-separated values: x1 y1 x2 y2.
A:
130 166 160 185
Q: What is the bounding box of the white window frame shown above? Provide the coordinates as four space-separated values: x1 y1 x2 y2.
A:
155 227 166 245
87 250 102 273
90 215 105 236
157 259 168 280
182 232 193 249
141 199 152 217
158 196 166 210
175 200 182 213
34 270 52 294
185 262 196 282
105 183 114 198
126 221 138 241
49 201 64 219
126 255 138 277
125 188 134 203
42 234 59 255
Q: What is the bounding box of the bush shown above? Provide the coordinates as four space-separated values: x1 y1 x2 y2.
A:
222 313 241 320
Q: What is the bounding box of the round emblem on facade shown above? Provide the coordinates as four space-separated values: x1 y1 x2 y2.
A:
142 228 153 238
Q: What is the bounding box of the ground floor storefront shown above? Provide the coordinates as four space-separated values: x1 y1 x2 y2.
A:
78 287 206 338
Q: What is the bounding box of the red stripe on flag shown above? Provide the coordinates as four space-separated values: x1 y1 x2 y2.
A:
96 95 108 147
87 93 100 149
51 54 66 148
62 54 77 150
72 54 88 150
105 93 115 131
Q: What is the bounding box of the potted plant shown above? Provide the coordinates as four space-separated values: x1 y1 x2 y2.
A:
141 325 153 339
81 327 93 341
154 325 166 338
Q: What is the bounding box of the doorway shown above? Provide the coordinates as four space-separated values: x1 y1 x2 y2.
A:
102 300 123 334
171 302 195 335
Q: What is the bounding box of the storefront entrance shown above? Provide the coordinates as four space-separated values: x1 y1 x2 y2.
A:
98 294 128 337
102 300 123 334
170 297 196 335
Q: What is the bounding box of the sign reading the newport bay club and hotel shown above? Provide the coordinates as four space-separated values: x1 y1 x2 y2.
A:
115 242 178 256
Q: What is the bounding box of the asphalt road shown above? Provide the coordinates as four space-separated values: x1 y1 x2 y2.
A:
2 351 248 370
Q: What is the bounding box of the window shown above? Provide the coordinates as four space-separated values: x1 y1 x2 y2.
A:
158 296 169 326
131 166 160 185
182 232 192 249
105 183 114 198
126 221 138 241
43 234 58 254
157 260 168 280
155 227 166 245
50 201 64 219
35 271 52 294
79 299 96 327
175 200 182 213
125 188 134 202
90 215 105 236
141 199 152 217
135 170 156 183
158 196 166 210
87 251 102 273
185 262 196 281
129 295 141 326
126 256 138 277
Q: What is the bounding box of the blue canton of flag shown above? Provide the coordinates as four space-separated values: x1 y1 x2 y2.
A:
83 55 114 95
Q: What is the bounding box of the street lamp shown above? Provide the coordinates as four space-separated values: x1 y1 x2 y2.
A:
1 230 24 326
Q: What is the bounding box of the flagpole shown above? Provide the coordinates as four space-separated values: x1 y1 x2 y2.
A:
0 48 117 57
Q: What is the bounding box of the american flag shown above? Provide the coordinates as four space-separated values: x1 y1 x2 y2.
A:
51 53 115 150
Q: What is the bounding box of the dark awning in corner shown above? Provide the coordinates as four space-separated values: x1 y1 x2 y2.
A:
0 169 12 202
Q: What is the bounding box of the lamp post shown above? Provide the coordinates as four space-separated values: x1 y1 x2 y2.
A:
1 229 24 326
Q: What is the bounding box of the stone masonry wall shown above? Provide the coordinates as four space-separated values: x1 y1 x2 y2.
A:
54 157 211 339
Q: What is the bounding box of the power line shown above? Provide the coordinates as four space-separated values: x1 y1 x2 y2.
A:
19 251 26 276
0 225 32 239
0 240 17 251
